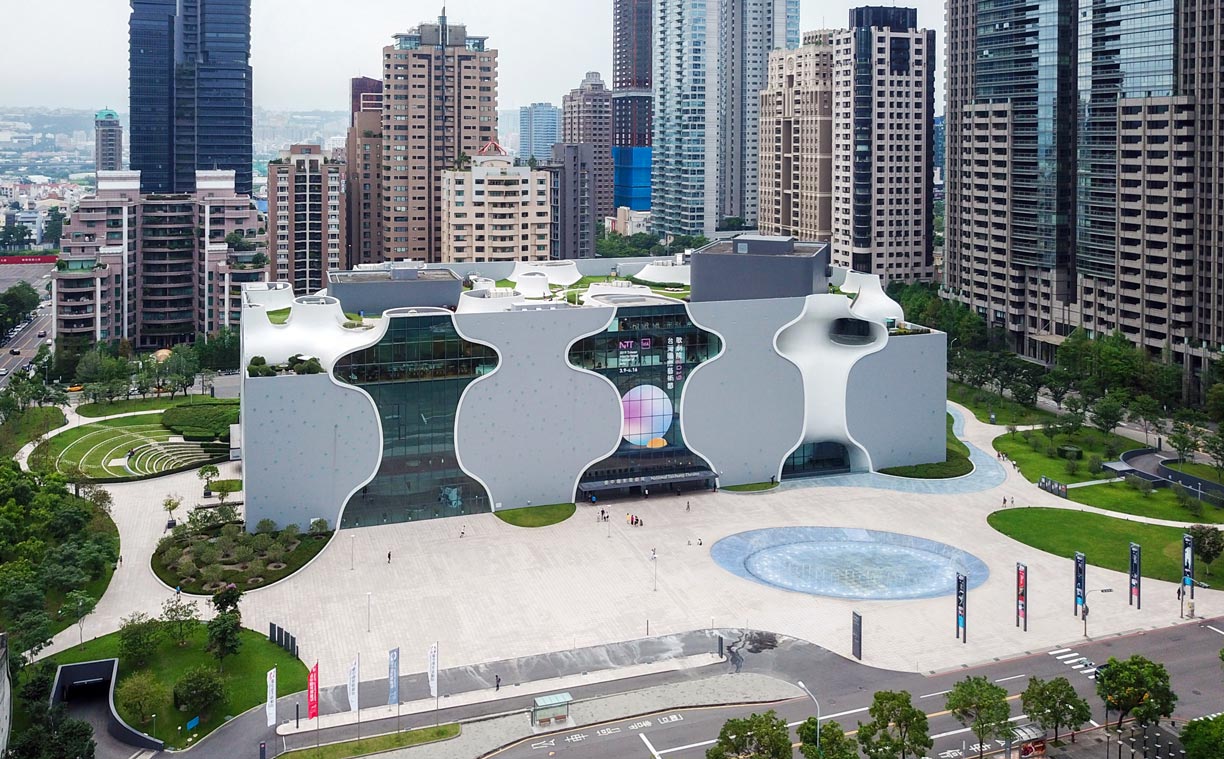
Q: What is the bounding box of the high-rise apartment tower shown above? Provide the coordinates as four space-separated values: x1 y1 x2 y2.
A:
562 72 614 220
612 0 653 211
94 108 124 172
519 103 561 162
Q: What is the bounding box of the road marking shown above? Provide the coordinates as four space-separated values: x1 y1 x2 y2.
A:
1048 648 1072 655
921 690 952 699
931 714 1028 740
1071 664 1086 670
658 738 715 755
785 705 870 728
640 733 662 758
1206 625 1224 636
994 675 1026 683
1056 653 1080 660
1089 720 1100 728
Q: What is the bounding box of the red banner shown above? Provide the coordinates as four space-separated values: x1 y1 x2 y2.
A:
0 255 57 264
307 662 319 719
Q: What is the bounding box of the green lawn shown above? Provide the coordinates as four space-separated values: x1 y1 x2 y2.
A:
77 395 235 418
46 623 307 748
162 401 239 439
724 481 780 492
1165 460 1224 483
30 414 227 480
267 307 290 324
994 428 1142 485
280 724 460 759
948 381 1057 426
211 478 242 493
880 413 974 479
1067 481 1224 524
0 405 66 458
495 502 576 527
988 507 1224 583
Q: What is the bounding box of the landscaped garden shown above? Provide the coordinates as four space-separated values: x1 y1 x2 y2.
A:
494 502 576 528
152 508 332 594
880 413 974 479
993 426 1142 485
948 381 1058 426
29 401 237 481
724 481 781 492
19 591 307 749
279 724 461 759
1067 480 1224 524
0 405 65 458
988 507 1224 582
77 395 236 418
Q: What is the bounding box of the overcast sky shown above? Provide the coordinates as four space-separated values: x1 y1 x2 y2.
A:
1 0 945 113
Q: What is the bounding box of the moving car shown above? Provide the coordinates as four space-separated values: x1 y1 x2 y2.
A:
37 330 46 338
8 348 19 355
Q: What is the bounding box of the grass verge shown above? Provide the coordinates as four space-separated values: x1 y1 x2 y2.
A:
987 507 1224 582
495 502 576 527
880 413 974 479
76 395 236 418
0 405 66 458
994 428 1142 485
724 481 780 492
1067 481 1224 524
1165 460 1224 483
280 724 461 759
39 623 307 748
948 381 1057 426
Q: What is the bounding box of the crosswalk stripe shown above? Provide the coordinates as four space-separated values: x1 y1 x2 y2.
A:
1056 653 1080 660
1049 648 1072 655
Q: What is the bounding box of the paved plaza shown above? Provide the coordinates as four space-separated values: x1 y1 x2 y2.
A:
31 402 1224 690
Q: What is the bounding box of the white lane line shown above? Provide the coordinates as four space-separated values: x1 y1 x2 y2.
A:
1206 625 1224 636
657 737 715 755
786 705 870 728
994 674 1027 683
640 733 663 758
1048 648 1072 655
921 690 952 699
1056 653 1081 660
932 715 1028 740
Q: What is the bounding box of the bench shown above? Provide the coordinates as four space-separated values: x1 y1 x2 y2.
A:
537 717 551 726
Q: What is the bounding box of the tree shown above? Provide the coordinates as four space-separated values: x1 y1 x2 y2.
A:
116 671 166 724
160 595 199 646
206 611 243 671
1181 715 1224 759
163 493 182 523
64 589 97 644
857 691 932 759
1062 396 1087 436
706 710 792 759
1202 433 1224 483
1096 655 1177 728
197 464 219 490
1189 525 1224 576
1127 395 1165 447
210 580 243 616
173 666 226 717
81 483 113 515
1169 415 1205 463
1089 390 1129 437
163 344 199 397
1044 369 1073 409
1020 677 1090 744
799 719 859 759
44 206 66 247
1207 384 1224 424
5 703 96 759
945 676 1015 759
7 610 53 678
118 612 161 666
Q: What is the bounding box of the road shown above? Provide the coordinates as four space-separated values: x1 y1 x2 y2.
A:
0 307 53 388
490 618 1224 759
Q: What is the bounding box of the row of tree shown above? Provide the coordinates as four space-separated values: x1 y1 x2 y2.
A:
596 231 710 259
0 280 41 335
708 654 1186 759
55 325 239 385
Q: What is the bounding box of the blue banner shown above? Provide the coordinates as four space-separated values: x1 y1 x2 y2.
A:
388 647 400 706
186 715 200 731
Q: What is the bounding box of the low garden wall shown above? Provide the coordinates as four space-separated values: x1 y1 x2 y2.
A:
50 659 163 751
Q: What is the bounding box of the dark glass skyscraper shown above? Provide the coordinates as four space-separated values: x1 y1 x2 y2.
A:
129 0 252 195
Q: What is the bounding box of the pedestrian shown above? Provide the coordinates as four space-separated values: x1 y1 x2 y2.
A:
387 550 392 564
686 501 691 512
651 547 657 560
626 512 630 525
639 517 645 527
1002 496 1007 507
495 674 501 691
119 555 123 566
697 538 702 546
644 488 650 499
460 525 466 538
1010 496 1014 506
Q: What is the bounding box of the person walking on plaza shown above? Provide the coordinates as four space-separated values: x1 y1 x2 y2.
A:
686 501 691 512
495 675 501 691
387 550 392 563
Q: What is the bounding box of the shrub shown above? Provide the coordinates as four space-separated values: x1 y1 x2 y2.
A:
173 666 225 716
309 518 329 534
162 402 239 439
116 671 166 724
193 543 220 567
265 543 286 564
1174 483 1192 507
1021 429 1033 443
254 518 278 534
176 558 198 580
215 536 236 558
201 564 224 585
1126 474 1154 497
231 544 255 565
1065 459 1081 477
1186 498 1205 517
246 559 265 577
251 533 273 553
1087 454 1103 475
220 523 241 539
118 613 160 667
280 524 301 542
160 545 184 568
1105 443 1118 459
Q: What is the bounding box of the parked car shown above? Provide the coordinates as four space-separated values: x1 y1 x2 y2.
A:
66 384 84 392
0 368 8 377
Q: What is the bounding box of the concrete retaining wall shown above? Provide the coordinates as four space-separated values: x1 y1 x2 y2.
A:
50 659 164 751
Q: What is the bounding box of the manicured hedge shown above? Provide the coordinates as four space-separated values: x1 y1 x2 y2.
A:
162 402 239 440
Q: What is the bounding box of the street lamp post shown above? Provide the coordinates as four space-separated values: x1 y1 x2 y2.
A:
1083 588 1113 637
797 680 821 754
152 713 157 740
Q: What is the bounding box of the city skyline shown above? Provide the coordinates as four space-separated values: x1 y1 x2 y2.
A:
0 0 947 114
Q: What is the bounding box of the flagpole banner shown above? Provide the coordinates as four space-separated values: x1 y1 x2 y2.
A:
347 655 360 713
955 573 967 642
428 642 439 698
1074 551 1086 615
265 667 277 727
307 663 319 720
1183 533 1195 598
1016 563 1027 630
388 648 400 706
1129 543 1141 609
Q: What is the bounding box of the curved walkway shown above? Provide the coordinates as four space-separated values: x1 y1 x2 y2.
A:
14 404 165 471
792 404 1007 494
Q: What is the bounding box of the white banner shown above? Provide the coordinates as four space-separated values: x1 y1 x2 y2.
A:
347 655 360 714
427 642 438 698
265 667 277 727
387 648 400 706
